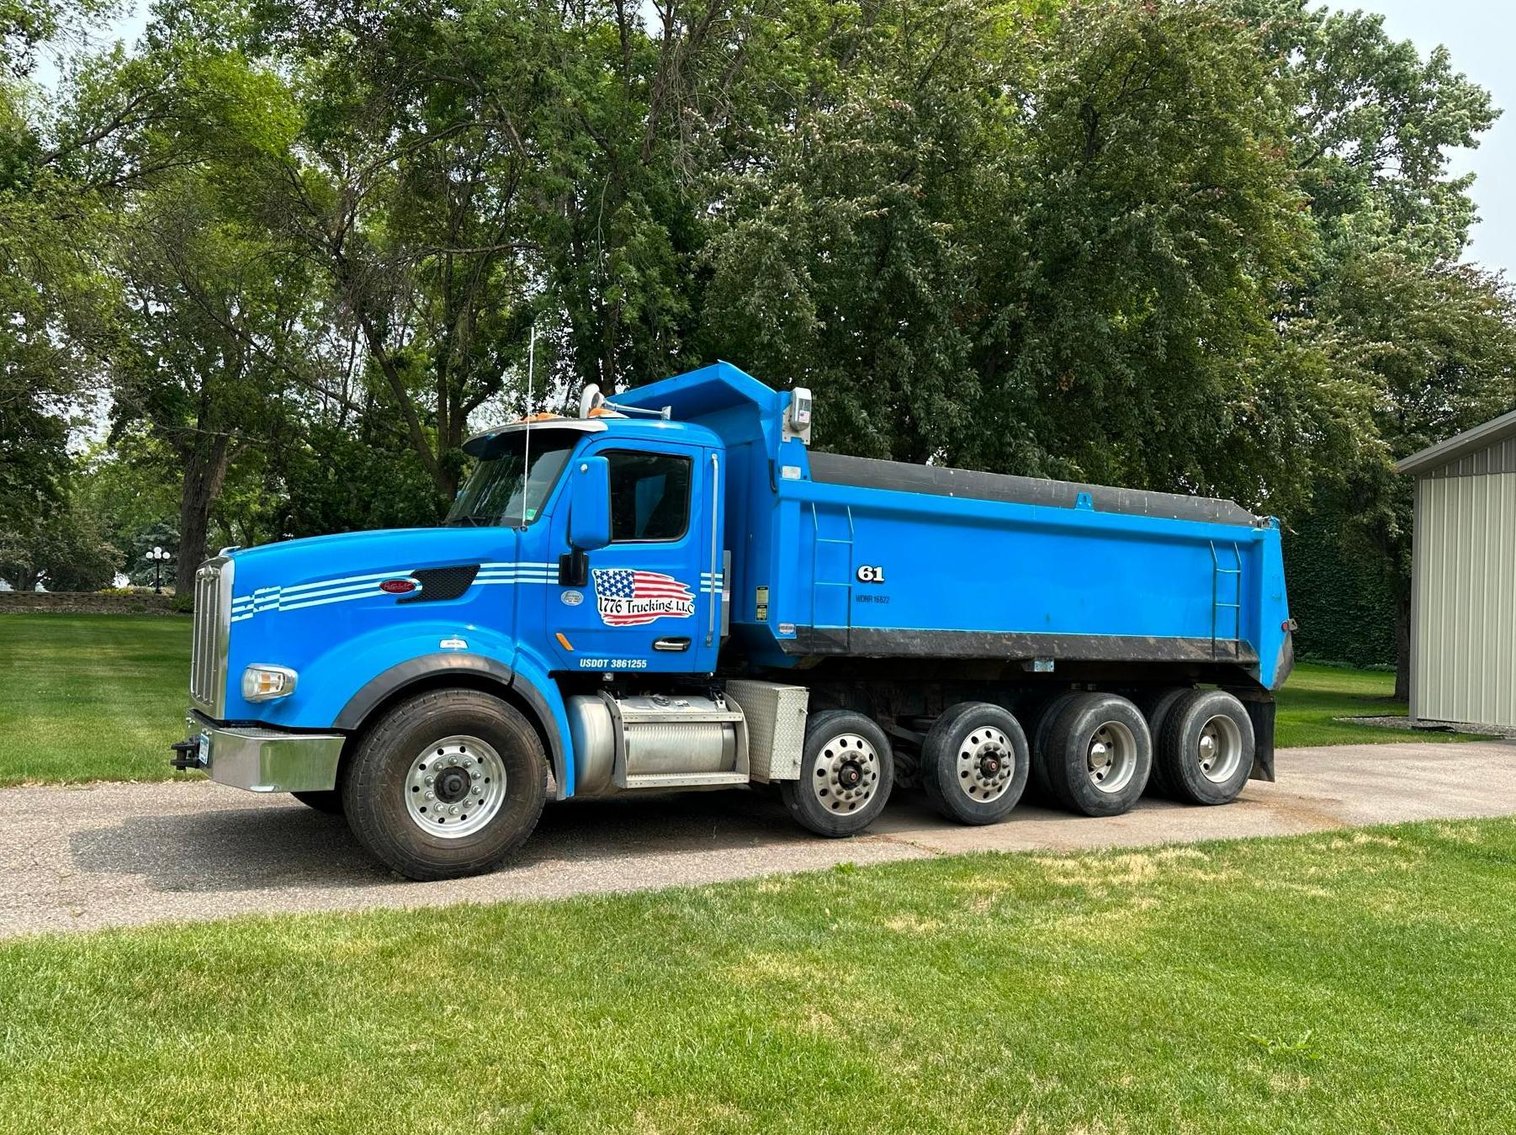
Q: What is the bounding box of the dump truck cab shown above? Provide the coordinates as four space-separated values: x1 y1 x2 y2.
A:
175 362 1292 880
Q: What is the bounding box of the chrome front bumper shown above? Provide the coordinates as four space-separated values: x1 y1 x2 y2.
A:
177 710 345 793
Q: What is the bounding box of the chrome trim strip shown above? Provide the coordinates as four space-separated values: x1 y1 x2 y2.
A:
189 557 232 717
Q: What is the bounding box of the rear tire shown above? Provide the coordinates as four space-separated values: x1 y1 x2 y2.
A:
1137 688 1189 798
781 710 894 837
921 702 1029 825
291 790 343 815
341 689 548 880
1155 689 1255 805
1028 693 1079 803
1044 693 1152 817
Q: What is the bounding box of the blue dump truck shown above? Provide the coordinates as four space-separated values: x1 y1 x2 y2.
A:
172 362 1292 879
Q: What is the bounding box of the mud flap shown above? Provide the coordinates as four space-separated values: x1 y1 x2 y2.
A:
1236 694 1277 782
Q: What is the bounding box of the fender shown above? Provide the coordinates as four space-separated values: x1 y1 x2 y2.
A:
508 651 576 800
335 652 573 800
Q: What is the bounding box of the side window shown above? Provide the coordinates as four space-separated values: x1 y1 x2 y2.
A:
608 451 691 542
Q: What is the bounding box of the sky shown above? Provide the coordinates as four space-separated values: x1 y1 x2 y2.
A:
1364 0 1515 276
37 0 1516 276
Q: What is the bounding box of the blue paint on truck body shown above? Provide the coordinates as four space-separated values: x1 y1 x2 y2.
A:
202 361 1291 801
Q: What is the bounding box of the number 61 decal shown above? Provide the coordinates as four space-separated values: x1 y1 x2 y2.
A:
856 564 886 584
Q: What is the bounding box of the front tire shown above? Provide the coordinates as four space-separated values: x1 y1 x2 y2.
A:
1044 693 1152 817
921 702 1029 825
780 710 894 837
341 689 548 880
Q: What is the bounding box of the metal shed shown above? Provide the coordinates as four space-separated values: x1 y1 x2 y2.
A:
1396 409 1516 729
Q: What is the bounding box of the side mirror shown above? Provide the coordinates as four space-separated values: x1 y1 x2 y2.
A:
567 456 612 551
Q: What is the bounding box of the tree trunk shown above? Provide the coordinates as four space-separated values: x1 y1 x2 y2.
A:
174 434 233 598
1393 584 1412 704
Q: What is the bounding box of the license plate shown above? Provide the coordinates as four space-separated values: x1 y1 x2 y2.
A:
197 732 210 766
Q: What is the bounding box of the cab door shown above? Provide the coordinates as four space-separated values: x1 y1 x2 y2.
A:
548 440 723 675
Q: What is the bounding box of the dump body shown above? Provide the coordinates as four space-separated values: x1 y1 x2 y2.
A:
614 363 1292 691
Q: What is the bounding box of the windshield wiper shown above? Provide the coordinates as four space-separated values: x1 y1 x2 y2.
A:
443 514 497 528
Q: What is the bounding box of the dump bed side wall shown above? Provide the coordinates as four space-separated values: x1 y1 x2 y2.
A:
740 478 1291 690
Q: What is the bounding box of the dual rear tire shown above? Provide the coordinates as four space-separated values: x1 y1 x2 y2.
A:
1032 688 1256 815
784 701 1035 835
1149 689 1255 805
1039 693 1153 817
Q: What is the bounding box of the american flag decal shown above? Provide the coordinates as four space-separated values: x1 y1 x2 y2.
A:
592 568 696 626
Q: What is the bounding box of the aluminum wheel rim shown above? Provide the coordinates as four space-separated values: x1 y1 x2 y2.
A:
1197 714 1244 783
956 726 1016 803
1085 721 1138 794
404 734 506 839
811 732 882 814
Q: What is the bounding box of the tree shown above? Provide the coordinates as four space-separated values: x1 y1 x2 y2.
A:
1233 0 1497 262
700 0 1009 463
108 162 327 591
1229 0 1507 693
0 491 121 590
702 1 1344 514
1316 256 1516 696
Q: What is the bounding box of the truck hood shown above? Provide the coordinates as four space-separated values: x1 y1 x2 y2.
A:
226 527 522 606
217 526 535 726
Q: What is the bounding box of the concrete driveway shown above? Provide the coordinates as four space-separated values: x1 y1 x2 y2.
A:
3 739 1513 940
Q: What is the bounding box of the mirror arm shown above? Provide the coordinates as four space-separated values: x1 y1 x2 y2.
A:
558 550 589 588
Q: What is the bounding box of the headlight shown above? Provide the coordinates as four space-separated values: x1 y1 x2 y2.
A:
242 665 298 702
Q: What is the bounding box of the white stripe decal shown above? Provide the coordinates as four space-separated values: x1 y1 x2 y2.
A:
277 570 400 599
277 592 383 614
228 561 709 622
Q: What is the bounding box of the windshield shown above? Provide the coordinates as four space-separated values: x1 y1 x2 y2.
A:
445 432 576 527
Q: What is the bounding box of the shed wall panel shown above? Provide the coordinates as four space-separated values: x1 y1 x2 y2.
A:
1413 471 1516 727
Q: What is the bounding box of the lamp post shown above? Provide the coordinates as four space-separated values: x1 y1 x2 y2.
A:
147 546 173 595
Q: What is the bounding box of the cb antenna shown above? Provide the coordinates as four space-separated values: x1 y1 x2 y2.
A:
520 320 537 529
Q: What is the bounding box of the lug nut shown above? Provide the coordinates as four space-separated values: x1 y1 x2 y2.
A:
425 791 435 800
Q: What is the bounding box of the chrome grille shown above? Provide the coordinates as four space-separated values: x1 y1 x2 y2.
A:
189 556 233 717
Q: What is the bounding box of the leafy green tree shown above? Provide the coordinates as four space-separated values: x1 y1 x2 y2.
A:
1233 0 1496 261
702 1 1341 513
108 162 319 592
1315 256 1516 695
0 491 121 590
275 411 443 538
1228 0 1508 691
700 0 1010 462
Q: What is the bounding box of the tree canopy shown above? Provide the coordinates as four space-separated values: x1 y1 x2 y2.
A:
3 0 1513 695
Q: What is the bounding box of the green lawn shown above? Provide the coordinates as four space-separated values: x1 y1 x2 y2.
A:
0 613 195 786
3 818 1515 1132
0 614 1477 786
1274 662 1477 748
